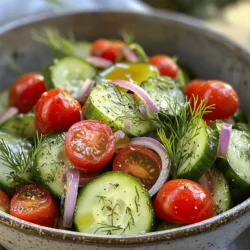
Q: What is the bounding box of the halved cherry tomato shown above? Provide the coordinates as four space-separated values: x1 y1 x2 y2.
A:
65 120 115 171
10 185 59 227
9 73 47 113
148 55 178 79
154 179 214 224
91 39 125 63
0 190 10 213
185 80 239 120
35 89 81 134
112 145 162 190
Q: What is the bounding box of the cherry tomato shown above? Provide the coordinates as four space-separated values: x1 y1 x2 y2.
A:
185 80 239 120
154 179 214 224
65 120 115 171
9 73 47 113
0 190 10 212
148 55 178 79
35 89 81 134
10 185 59 227
91 39 125 63
112 145 161 190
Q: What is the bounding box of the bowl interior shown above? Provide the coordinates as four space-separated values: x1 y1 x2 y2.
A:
0 9 250 244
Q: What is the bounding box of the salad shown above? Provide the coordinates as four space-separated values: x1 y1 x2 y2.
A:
0 29 248 236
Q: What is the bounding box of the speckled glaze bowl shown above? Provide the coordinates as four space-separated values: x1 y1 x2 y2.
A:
0 9 250 250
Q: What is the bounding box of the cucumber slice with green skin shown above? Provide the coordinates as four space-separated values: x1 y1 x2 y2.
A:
44 56 97 98
73 42 91 59
0 88 9 113
141 76 185 114
100 63 158 86
217 130 250 201
84 82 155 136
154 219 184 231
0 131 33 194
233 122 250 133
199 168 232 215
176 118 218 180
74 171 154 236
34 132 70 197
0 113 35 139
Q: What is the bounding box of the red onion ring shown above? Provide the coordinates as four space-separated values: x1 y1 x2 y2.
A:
110 80 159 114
77 79 95 103
123 47 139 62
199 171 213 193
0 107 18 125
63 168 80 228
138 105 147 116
124 119 131 131
130 137 170 197
217 122 232 158
114 130 126 142
86 56 112 68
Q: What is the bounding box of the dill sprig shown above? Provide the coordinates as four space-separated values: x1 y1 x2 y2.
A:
31 28 75 57
157 96 214 177
0 139 33 187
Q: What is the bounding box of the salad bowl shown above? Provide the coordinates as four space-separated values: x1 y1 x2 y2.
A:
0 9 250 250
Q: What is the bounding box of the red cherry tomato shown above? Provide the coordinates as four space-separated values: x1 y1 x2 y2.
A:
35 89 81 134
0 190 10 212
154 179 214 224
9 73 47 113
112 145 161 190
10 185 59 227
148 55 179 79
65 120 115 171
185 80 239 120
91 39 125 63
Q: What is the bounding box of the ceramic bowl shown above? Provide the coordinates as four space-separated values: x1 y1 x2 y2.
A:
0 9 250 250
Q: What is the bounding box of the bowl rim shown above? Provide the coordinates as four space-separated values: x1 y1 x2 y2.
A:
1 8 250 245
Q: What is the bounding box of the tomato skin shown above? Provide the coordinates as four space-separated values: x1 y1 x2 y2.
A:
91 39 125 63
148 55 178 79
153 179 214 224
9 73 47 113
112 145 161 190
35 89 81 134
10 185 59 227
0 190 11 212
65 120 115 171
185 80 239 120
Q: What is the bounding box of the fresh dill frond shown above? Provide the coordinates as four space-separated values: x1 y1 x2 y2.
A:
156 96 214 177
0 139 33 187
31 28 75 57
120 30 134 45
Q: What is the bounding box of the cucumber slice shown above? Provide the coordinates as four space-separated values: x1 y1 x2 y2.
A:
233 122 250 133
0 113 35 139
73 42 91 59
74 171 154 235
84 82 155 136
0 88 9 113
155 219 183 231
176 67 191 88
141 76 185 114
199 168 232 215
100 63 158 86
217 130 250 200
0 131 33 194
176 118 218 180
44 56 97 98
34 132 70 197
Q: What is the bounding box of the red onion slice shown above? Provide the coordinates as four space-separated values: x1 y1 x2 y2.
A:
199 171 213 193
86 56 112 68
124 119 131 131
130 137 170 197
110 80 159 113
77 79 95 103
0 107 18 125
138 105 147 117
63 168 80 228
217 122 232 158
114 130 126 142
123 47 139 62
